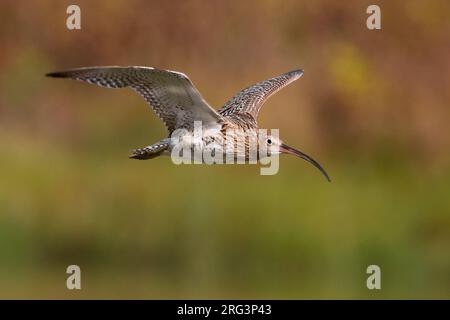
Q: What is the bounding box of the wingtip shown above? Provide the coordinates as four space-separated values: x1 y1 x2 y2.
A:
285 69 304 78
45 71 68 78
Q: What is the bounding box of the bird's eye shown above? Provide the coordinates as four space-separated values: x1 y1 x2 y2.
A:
267 138 272 145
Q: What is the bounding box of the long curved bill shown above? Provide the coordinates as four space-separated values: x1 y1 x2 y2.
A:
280 144 331 182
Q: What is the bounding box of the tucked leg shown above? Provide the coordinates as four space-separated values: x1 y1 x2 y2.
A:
129 141 169 160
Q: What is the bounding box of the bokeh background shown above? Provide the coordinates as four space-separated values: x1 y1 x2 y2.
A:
0 0 449 299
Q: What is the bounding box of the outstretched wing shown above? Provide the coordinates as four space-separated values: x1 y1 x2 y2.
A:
46 66 222 132
218 69 303 121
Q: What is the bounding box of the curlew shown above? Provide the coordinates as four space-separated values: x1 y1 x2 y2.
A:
46 67 330 181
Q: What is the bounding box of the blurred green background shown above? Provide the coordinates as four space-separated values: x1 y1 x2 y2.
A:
0 0 449 299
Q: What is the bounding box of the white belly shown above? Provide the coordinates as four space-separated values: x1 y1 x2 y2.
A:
167 127 259 164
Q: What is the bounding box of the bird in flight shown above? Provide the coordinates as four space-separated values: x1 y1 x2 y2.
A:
46 67 330 181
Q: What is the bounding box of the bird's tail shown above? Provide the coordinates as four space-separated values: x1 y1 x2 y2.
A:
129 141 169 160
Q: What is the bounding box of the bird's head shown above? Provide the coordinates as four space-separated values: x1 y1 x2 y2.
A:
263 135 331 182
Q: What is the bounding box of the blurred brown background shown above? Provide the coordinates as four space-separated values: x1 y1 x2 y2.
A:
0 0 449 298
